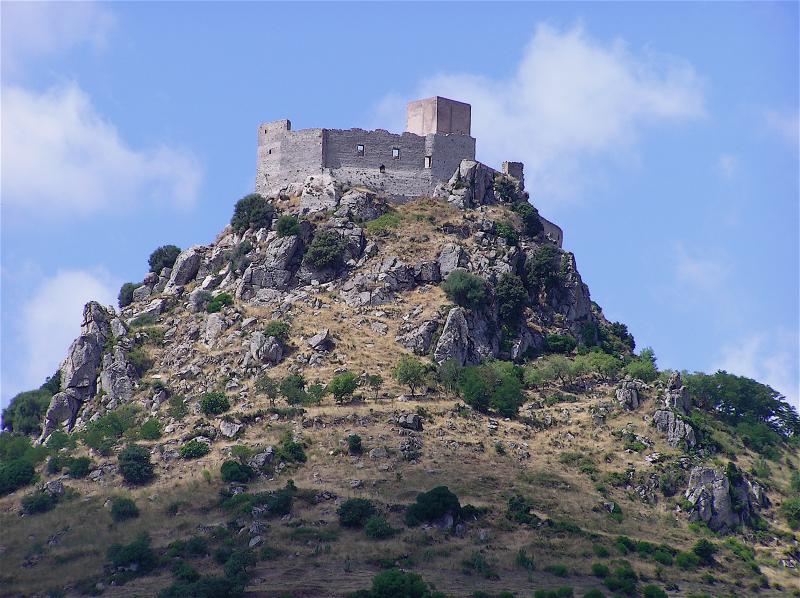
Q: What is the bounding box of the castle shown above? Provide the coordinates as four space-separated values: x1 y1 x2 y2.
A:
256 96 525 200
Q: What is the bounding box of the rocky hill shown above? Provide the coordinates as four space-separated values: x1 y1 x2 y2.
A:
1 169 799 598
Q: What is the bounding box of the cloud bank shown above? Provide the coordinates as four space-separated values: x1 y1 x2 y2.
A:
376 24 705 206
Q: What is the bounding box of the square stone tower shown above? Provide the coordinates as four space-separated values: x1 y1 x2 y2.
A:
406 96 471 136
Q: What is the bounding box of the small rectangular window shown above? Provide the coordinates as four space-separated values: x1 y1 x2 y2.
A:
392 147 400 159
424 156 432 168
357 144 365 156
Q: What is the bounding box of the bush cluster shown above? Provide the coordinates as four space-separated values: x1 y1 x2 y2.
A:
206 292 234 313
494 221 519 246
107 533 158 576
2 381 56 436
304 229 346 270
118 282 142 308
327 371 359 403
199 392 230 415
459 362 526 417
263 320 291 342
525 245 561 295
404 486 460 526
148 244 181 275
495 272 527 323
338 498 376 527
231 193 274 233
118 444 155 485
364 515 396 539
441 270 488 310
21 491 57 514
111 496 140 521
220 460 255 483
180 439 211 459
276 214 300 237
512 201 544 237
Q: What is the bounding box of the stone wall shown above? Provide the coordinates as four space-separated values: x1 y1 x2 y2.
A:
257 120 324 196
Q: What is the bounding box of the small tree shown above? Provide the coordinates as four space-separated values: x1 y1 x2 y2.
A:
495 272 528 323
441 270 488 310
393 356 427 397
231 193 274 233
180 439 211 459
304 229 346 270
338 498 376 527
118 282 141 308
276 214 300 237
220 460 255 483
200 392 230 415
327 371 359 404
438 359 463 397
280 374 307 405
111 496 140 522
347 434 363 455
306 383 326 405
118 444 154 485
255 375 279 407
365 374 383 400
148 244 181 275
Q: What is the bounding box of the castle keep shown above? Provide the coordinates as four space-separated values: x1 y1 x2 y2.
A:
256 96 522 200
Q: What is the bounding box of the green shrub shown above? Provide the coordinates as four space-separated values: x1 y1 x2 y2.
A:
393 356 428 396
591 563 609 577
338 498 377 527
515 548 535 571
180 439 211 459
623 357 658 383
364 212 402 234
118 444 155 485
263 320 290 342
364 515 396 539
111 496 140 521
280 373 308 405
171 560 200 582
0 459 36 495
206 292 233 313
148 244 181 275
592 545 610 558
780 497 800 529
365 569 434 598
199 392 230 415
511 201 543 237
21 491 56 514
675 551 700 570
602 562 637 595
220 460 255 483
462 551 499 579
255 374 279 406
304 229 346 270
525 245 561 294
348 434 363 455
405 486 460 526
327 371 359 403
231 193 274 233
495 272 528 323
692 539 717 565
506 494 539 524
276 214 300 237
534 589 574 598
275 432 306 463
545 564 569 577
2 387 53 437
790 471 800 494
441 270 488 310
652 548 674 566
139 418 163 440
642 586 667 598
67 456 92 478
494 221 519 245
118 282 141 308
107 533 158 575
545 334 577 354
460 363 526 417
227 240 253 274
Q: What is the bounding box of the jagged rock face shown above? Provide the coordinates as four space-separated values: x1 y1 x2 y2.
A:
438 243 469 279
616 377 647 410
396 320 441 356
39 302 112 442
509 326 544 361
438 160 497 209
299 172 339 214
249 332 283 365
653 409 697 449
237 234 303 299
99 342 136 405
205 313 227 346
164 245 205 294
684 467 768 532
334 189 386 222
549 252 593 335
663 372 691 413
433 306 500 366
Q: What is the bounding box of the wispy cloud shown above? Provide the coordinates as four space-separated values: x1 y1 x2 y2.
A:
1 2 114 78
712 330 799 409
765 109 799 148
2 83 202 215
673 244 729 294
715 154 739 181
375 23 705 207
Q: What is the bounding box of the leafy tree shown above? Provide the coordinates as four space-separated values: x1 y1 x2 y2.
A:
280 374 307 405
364 515 396 539
405 486 461 526
393 356 427 396
118 444 155 485
338 498 376 527
118 282 141 308
276 214 300 237
139 418 163 440
545 333 577 354
304 229 346 270
327 371 359 404
263 320 291 342
148 244 181 274
685 370 800 437
220 460 255 483
460 363 526 417
306 383 326 405
348 434 363 455
623 348 658 382
437 359 463 397
525 245 561 294
495 272 528 323
441 270 488 310
2 387 53 436
200 392 230 415
512 201 544 237
231 193 274 233
255 375 279 407
578 350 622 381
365 374 384 400
0 459 36 495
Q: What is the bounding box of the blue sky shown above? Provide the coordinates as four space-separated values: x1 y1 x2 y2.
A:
2 1 798 410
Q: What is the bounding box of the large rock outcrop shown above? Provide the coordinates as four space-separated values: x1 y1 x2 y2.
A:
653 409 697 449
433 306 500 366
684 466 768 532
39 302 112 442
662 371 691 413
164 245 205 294
616 377 647 410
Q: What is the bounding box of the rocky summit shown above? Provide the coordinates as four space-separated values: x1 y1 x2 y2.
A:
1 166 799 598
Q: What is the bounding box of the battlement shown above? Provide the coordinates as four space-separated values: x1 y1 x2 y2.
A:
256 97 518 201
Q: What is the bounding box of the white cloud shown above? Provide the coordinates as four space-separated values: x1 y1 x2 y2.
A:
712 330 799 409
673 244 729 294
1 2 114 77
715 154 738 181
1 83 202 214
375 23 705 207
765 109 799 148
9 270 118 399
